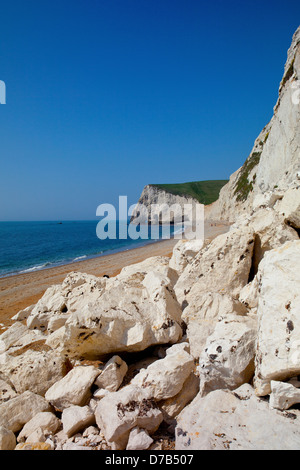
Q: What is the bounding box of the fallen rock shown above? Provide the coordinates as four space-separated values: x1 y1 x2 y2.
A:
175 227 255 310
275 187 300 230
15 442 52 451
142 270 182 324
49 429 68 449
117 256 178 287
62 405 95 438
198 314 257 396
0 391 51 433
0 378 17 404
176 384 300 450
269 380 300 411
254 241 300 396
27 262 178 336
131 343 195 400
182 292 247 360
239 276 259 310
17 412 61 443
0 322 45 355
95 355 128 392
82 426 99 437
62 442 93 451
26 285 68 332
93 388 111 400
0 426 16 450
11 304 35 322
95 384 163 450
45 366 100 410
247 208 298 274
122 357 157 388
25 427 47 444
126 427 153 450
46 269 182 360
169 239 204 276
159 372 199 424
0 350 68 396
26 273 108 333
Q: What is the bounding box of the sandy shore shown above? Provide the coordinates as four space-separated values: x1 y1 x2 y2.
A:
0 222 229 329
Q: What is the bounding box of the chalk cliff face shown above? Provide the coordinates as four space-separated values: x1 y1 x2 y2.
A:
132 27 300 225
207 26 300 222
130 185 200 224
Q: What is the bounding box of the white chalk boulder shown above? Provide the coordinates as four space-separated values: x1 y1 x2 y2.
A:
45 366 100 410
254 241 300 396
95 384 163 450
176 384 300 450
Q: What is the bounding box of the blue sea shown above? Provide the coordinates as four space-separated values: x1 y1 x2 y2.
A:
0 221 180 278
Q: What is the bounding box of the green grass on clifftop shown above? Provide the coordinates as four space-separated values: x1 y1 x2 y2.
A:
150 180 228 205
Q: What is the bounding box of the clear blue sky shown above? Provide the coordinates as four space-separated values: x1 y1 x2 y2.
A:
0 0 299 221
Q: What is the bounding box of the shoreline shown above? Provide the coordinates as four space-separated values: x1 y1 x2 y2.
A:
0 236 173 280
0 222 229 329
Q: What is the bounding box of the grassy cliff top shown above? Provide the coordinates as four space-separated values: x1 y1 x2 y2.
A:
150 180 228 205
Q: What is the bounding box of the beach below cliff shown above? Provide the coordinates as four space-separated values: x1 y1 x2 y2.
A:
0 221 229 330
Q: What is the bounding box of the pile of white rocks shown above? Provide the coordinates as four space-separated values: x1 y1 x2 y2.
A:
0 199 299 450
0 255 196 451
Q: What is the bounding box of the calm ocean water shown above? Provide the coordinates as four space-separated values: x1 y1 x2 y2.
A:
0 221 179 278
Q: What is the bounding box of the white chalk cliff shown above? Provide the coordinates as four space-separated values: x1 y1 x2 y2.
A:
207 26 300 222
130 184 199 224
